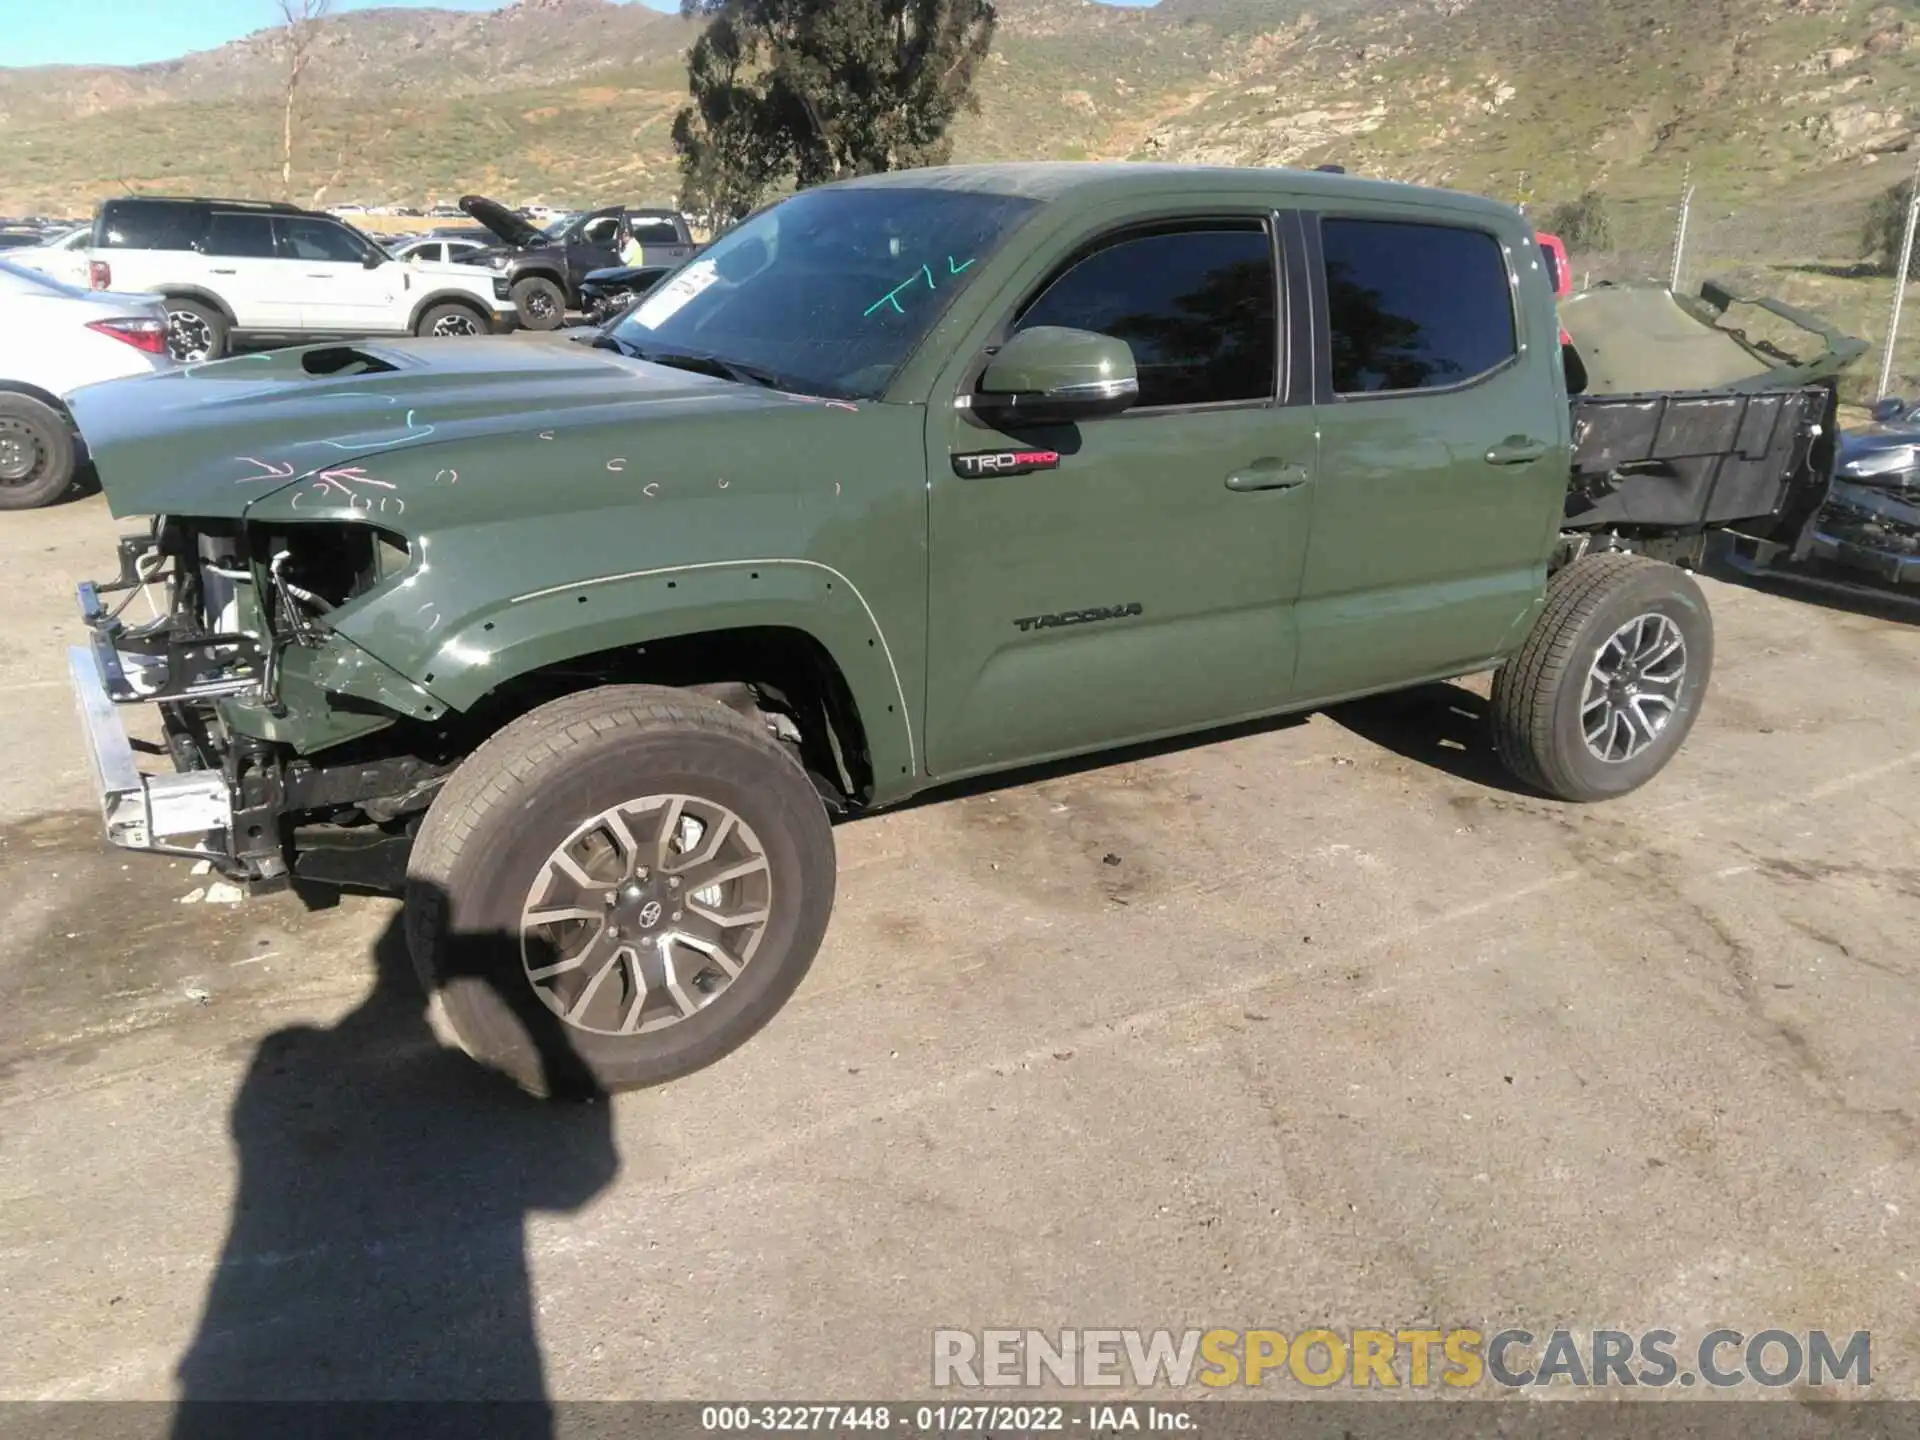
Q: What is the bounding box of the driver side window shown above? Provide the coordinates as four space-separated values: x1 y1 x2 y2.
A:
1014 221 1279 410
581 217 622 248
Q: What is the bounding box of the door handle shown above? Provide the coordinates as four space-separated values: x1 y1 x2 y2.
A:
209 267 237 275
1485 436 1551 465
1226 460 1309 492
307 273 334 280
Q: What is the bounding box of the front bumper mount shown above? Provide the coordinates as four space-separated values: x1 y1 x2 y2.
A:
69 641 236 860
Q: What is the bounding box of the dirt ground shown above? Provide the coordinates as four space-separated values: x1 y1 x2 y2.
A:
0 489 1915 1405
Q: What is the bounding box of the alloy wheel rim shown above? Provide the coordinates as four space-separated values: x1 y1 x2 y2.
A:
519 795 772 1036
167 311 213 362
0 418 43 484
431 313 479 336
526 291 557 320
1581 611 1687 763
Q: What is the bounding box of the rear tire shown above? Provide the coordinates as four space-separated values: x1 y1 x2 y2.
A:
510 276 567 331
414 301 490 338
0 394 77 510
405 685 837 1097
1490 551 1714 802
163 298 227 362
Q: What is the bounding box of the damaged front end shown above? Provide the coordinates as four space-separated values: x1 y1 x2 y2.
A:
1803 443 1920 586
71 513 452 889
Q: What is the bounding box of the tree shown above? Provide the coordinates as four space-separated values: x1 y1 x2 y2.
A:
1544 190 1613 251
1863 176 1918 278
673 0 997 224
277 0 334 203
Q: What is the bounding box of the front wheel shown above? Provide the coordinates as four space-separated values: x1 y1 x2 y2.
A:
405 686 837 1097
1490 551 1714 802
510 276 567 331
0 394 78 510
414 301 490 338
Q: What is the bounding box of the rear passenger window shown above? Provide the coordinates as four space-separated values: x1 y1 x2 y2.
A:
98 201 204 251
631 219 681 245
206 213 277 259
1015 223 1277 410
1320 218 1515 395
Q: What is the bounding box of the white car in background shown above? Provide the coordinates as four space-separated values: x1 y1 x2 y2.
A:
387 234 489 265
0 260 174 509
8 226 92 288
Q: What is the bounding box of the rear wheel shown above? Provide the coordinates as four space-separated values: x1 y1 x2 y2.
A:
0 395 77 510
1491 551 1714 801
510 276 567 331
405 685 837 1097
163 298 227 362
414 301 489 338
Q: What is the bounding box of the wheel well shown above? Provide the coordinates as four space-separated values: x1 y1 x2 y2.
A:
449 626 875 808
158 289 236 326
0 380 73 424
408 291 490 330
510 268 566 291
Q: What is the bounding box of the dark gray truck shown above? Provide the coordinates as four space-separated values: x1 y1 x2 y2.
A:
456 196 698 330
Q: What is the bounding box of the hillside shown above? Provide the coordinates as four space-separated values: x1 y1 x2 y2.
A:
2 0 1919 296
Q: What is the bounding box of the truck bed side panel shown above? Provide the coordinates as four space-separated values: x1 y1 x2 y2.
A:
1565 385 1834 543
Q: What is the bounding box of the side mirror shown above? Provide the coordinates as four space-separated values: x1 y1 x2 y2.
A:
1871 396 1906 423
973 326 1139 427
363 250 383 269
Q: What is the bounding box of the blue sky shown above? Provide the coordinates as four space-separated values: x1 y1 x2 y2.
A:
6 0 1156 68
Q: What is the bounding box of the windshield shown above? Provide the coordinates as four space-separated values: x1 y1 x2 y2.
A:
608 185 1040 400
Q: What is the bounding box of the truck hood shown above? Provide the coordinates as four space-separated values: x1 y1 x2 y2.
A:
64 335 819 519
459 194 547 250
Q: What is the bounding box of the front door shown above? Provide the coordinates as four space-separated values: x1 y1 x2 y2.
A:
1292 211 1570 702
571 209 627 281
924 213 1318 779
276 216 401 331
202 210 301 330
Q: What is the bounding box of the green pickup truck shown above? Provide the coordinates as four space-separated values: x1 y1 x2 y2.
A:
66 162 1836 1096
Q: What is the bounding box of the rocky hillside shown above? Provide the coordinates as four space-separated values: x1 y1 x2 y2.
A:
2 0 1918 275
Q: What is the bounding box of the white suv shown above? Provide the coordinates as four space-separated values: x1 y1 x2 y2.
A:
86 197 516 362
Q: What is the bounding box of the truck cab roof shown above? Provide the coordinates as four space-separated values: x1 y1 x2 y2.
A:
833 161 1520 223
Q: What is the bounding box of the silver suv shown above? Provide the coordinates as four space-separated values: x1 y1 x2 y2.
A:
87 196 516 361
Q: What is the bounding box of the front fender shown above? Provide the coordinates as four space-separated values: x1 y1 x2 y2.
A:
413 559 917 784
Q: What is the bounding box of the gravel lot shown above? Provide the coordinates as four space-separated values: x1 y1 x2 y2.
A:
0 489 1915 1403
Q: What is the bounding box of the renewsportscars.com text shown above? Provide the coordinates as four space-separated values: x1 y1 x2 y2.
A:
931 1328 1872 1391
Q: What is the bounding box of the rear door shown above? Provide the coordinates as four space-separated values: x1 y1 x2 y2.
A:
923 207 1319 778
1291 210 1569 702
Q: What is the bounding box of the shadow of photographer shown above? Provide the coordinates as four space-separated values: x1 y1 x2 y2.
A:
169 891 620 1438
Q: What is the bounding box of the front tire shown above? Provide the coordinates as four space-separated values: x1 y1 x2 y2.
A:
164 298 227 362
0 394 77 510
405 686 837 1097
414 301 490 338
1491 551 1714 802
510 276 567 331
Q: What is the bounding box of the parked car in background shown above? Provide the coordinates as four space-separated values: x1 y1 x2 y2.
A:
0 259 173 508
388 234 489 266
1721 393 1920 591
456 194 699 329
577 262 673 326
86 195 517 361
1536 230 1572 298
9 225 92 288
